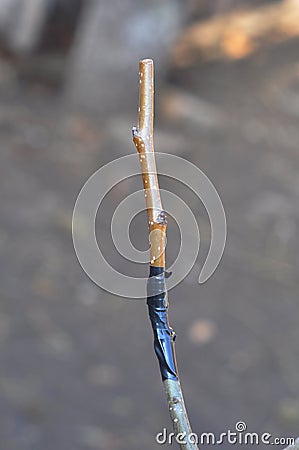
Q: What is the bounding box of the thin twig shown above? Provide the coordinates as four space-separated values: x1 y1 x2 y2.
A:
132 59 199 450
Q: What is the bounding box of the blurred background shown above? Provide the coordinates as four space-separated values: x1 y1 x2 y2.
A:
1 0 299 449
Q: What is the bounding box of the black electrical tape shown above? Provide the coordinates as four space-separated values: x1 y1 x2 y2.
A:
147 266 178 381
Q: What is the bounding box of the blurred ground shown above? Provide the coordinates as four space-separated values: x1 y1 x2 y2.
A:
0 5 299 450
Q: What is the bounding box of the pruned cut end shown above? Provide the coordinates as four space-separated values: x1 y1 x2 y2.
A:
140 58 153 65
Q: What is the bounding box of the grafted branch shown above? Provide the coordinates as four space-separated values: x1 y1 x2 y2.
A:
132 58 199 450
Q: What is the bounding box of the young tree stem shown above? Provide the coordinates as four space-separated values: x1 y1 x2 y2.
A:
132 58 199 450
